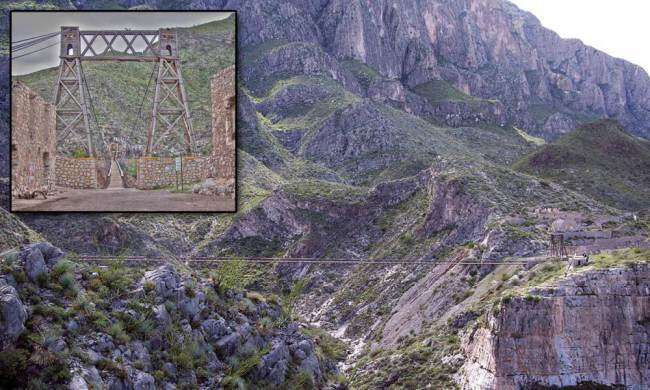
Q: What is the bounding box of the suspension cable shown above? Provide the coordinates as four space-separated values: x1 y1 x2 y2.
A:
76 254 536 266
12 32 60 51
11 30 59 45
134 61 158 135
11 40 60 60
79 61 104 154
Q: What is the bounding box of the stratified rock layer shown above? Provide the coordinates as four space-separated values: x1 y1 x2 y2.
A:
460 265 650 389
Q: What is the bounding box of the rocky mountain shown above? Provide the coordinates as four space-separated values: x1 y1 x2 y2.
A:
2 0 650 389
514 119 650 211
230 0 650 140
0 210 345 389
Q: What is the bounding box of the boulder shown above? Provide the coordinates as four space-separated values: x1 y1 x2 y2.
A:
153 304 171 328
179 290 206 319
80 366 103 389
201 317 228 343
23 248 47 282
255 339 291 385
69 374 89 390
27 242 64 266
0 281 28 346
133 371 155 390
215 332 241 357
162 362 177 377
140 265 180 299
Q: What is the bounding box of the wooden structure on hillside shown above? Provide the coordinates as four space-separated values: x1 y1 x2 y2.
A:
53 26 194 157
548 233 568 259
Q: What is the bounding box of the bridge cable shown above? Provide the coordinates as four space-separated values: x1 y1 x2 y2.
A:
79 61 105 154
12 32 60 51
11 30 60 45
134 61 158 137
11 40 60 60
75 254 534 266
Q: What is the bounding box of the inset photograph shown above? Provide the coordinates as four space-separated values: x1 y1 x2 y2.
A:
10 11 236 212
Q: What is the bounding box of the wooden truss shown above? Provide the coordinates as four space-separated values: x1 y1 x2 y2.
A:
548 233 567 260
53 26 194 157
53 57 93 156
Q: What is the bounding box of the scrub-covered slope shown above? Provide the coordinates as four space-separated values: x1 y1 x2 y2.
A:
515 119 650 210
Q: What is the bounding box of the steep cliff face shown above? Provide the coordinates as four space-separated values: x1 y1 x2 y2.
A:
460 265 650 389
190 0 650 139
315 0 650 139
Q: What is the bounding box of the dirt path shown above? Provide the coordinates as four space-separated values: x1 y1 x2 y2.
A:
107 160 123 189
13 188 235 212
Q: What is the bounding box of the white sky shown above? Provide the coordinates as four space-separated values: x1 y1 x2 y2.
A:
510 0 650 73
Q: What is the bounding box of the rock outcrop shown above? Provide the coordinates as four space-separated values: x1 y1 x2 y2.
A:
0 241 339 389
460 264 650 389
0 281 27 348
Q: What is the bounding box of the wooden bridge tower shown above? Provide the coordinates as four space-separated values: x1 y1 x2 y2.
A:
548 233 567 259
53 26 194 157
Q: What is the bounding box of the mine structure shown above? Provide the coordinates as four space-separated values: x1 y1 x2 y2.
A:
53 26 194 157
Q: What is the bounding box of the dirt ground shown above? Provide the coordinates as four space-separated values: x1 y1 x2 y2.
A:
12 187 236 212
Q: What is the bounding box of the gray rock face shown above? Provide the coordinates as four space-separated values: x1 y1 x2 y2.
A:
317 0 650 138
23 248 47 282
202 0 650 139
255 339 291 385
201 317 229 343
460 264 650 389
178 290 206 319
140 264 180 300
27 242 64 265
215 332 241 358
69 375 89 390
0 281 27 347
132 371 155 390
542 112 577 139
292 339 322 381
153 304 171 328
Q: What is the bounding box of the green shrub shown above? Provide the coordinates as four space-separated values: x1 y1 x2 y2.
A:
184 282 196 298
524 294 541 303
109 322 130 344
71 148 89 158
36 272 49 288
281 278 307 322
211 258 253 294
0 348 29 388
302 327 348 361
289 371 315 389
52 260 74 278
59 273 79 297
12 270 27 284
89 311 110 329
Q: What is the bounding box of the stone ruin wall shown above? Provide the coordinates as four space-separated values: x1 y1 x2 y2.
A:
135 66 236 193
55 157 99 189
135 156 216 190
11 82 56 197
211 65 236 190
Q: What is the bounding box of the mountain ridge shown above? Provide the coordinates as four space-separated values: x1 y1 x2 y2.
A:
514 119 650 210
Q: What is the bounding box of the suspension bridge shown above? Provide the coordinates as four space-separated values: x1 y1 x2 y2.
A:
12 26 195 158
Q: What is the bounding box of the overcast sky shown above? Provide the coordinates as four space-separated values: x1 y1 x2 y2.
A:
11 12 232 75
510 0 649 73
